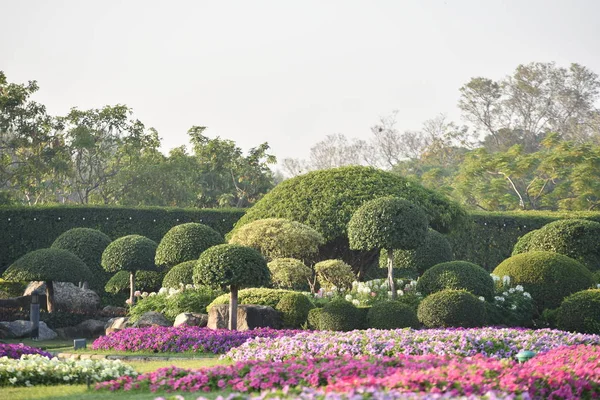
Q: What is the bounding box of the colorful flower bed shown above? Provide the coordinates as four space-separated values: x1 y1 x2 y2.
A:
225 327 600 361
92 327 303 354
99 345 600 398
0 343 52 359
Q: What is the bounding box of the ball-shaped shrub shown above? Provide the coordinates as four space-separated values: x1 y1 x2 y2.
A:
314 259 356 291
162 261 196 289
379 229 454 276
511 229 538 256
367 301 419 329
556 289 600 334
275 292 314 328
155 223 224 268
307 307 324 330
268 258 312 291
416 261 494 300
493 251 594 311
102 235 158 273
207 288 299 310
229 218 324 261
104 270 164 294
319 299 359 331
417 289 487 328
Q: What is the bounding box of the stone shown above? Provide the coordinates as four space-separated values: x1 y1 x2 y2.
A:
102 306 127 316
37 321 58 340
76 319 107 337
0 320 58 340
104 317 131 335
133 311 172 328
24 282 101 313
0 323 16 339
173 312 208 328
207 304 282 330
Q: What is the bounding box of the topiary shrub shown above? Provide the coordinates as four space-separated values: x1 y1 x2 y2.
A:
162 261 196 289
104 270 164 294
417 289 487 328
594 271 600 285
207 288 298 310
367 301 419 329
492 251 595 312
319 298 359 331
267 258 312 291
51 227 112 292
556 289 600 334
307 307 323 330
416 261 494 300
275 292 314 328
229 218 324 261
511 229 538 256
314 259 356 292
155 223 224 269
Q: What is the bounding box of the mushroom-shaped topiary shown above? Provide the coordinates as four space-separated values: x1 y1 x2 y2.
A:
416 261 495 300
314 259 356 292
155 223 224 269
348 197 428 299
417 289 487 328
193 244 270 330
162 260 196 289
3 248 92 313
557 289 600 334
102 235 158 305
267 258 313 291
51 227 112 292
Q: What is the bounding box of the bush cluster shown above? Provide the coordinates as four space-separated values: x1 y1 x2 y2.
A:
314 259 355 292
416 261 494 300
557 289 600 334
162 261 196 289
275 292 314 328
318 299 359 331
267 258 312 291
417 289 487 328
366 301 419 329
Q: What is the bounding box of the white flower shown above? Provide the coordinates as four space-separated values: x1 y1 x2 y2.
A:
494 296 505 302
515 285 524 292
141 292 148 298
478 296 485 302
523 292 531 299
158 288 167 295
502 276 511 286
387 291 392 296
345 294 353 301
502 292 509 297
186 284 194 290
352 299 360 306
511 304 517 310
509 288 515 294
149 292 156 297
396 289 404 296
597 284 600 289
491 274 500 282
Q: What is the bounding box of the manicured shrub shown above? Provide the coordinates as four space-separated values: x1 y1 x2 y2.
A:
492 251 595 311
267 258 312 291
275 292 314 328
557 289 600 334
155 223 224 269
319 298 359 331
314 259 356 292
367 301 419 329
307 307 323 330
105 270 164 294
511 229 537 256
229 218 324 261
0 278 26 299
416 261 494 300
417 289 487 328
207 288 299 310
162 261 196 289
594 271 600 285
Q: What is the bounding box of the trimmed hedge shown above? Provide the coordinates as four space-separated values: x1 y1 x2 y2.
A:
314 259 356 291
155 223 224 269
557 289 600 334
416 261 494 300
417 289 487 328
366 301 419 329
267 258 312 291
162 261 196 289
319 299 360 331
207 288 298 310
275 292 314 328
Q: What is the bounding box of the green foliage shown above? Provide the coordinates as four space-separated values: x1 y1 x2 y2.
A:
366 301 420 329
379 229 454 276
275 292 314 328
319 298 359 331
129 286 220 322
155 223 224 268
39 310 93 329
557 289 600 334
416 261 494 300
162 261 196 289
594 271 600 284
314 259 356 291
104 270 164 294
101 235 158 274
307 307 323 330
193 244 270 290
487 277 535 327
3 248 91 284
267 258 312 291
417 289 487 328
492 251 595 312
0 278 26 299
50 227 112 291
229 218 324 261
511 230 538 256
348 197 429 251
207 288 298 310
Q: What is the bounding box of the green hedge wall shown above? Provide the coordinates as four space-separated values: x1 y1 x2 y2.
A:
0 206 245 274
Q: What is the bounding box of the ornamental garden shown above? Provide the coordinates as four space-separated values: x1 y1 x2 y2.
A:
1 166 600 399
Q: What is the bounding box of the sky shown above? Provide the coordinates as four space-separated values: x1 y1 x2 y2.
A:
2 0 600 166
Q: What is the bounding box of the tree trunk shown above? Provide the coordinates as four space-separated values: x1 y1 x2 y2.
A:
387 249 397 300
129 272 136 306
46 280 55 313
229 285 238 330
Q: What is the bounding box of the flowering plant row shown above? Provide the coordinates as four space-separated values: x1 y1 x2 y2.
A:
224 327 600 361
0 354 137 386
0 343 52 359
92 327 303 354
100 345 600 399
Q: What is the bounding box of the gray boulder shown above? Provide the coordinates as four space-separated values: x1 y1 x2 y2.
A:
0 320 57 340
173 312 208 328
208 304 282 330
57 319 107 339
104 317 131 335
25 282 100 313
133 311 171 328
102 306 127 316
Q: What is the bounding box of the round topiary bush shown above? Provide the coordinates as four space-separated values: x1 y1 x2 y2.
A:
162 261 196 289
275 292 314 328
314 259 356 292
105 270 164 294
155 223 224 268
307 307 324 330
102 235 158 274
319 298 359 331
416 261 494 300
417 289 487 328
493 251 595 312
366 301 420 329
268 258 312 291
207 288 299 310
556 289 600 334
511 229 538 256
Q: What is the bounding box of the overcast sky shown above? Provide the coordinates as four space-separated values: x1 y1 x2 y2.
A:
2 0 600 164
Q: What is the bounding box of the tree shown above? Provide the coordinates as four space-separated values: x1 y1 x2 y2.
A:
347 197 428 299
155 223 224 269
193 244 270 330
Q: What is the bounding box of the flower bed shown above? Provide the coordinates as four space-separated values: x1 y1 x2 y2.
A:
100 345 600 398
225 327 600 361
0 343 52 359
92 327 303 354
0 354 137 386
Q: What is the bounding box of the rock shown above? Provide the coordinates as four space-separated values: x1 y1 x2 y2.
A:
208 304 282 330
0 320 57 340
0 323 15 339
24 282 100 313
57 319 107 339
102 306 127 316
104 317 131 335
37 322 58 340
173 313 208 328
133 311 172 328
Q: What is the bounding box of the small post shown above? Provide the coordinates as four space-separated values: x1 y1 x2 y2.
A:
74 339 87 350
30 291 40 340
